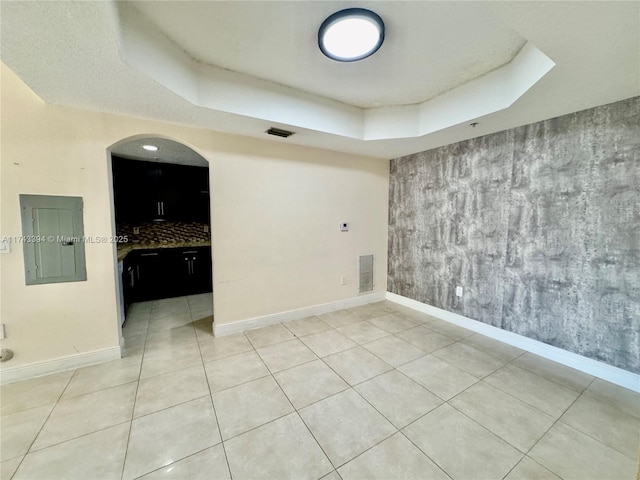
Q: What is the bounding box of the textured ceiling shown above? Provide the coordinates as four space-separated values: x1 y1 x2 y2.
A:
132 1 525 108
1 1 638 159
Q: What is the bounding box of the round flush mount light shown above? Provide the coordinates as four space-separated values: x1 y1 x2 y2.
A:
142 145 158 151
318 8 385 62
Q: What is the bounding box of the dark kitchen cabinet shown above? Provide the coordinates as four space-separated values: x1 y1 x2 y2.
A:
112 157 210 223
122 246 212 308
177 247 213 296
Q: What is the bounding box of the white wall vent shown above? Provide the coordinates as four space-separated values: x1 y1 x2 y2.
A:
359 254 374 294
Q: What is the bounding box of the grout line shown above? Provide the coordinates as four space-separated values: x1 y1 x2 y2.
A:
15 371 77 477
119 311 147 480
191 299 234 480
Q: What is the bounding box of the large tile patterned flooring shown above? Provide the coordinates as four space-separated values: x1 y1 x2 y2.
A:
2 294 639 479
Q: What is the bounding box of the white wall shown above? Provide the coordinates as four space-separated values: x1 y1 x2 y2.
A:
0 64 389 371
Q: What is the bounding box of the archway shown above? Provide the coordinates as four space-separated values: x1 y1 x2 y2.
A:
106 135 214 355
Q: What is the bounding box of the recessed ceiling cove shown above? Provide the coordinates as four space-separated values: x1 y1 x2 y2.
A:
115 1 553 141
1 1 638 158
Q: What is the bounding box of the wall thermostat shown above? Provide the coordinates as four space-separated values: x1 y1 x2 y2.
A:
340 223 349 232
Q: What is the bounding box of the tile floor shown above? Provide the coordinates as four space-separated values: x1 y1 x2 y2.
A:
2 294 639 480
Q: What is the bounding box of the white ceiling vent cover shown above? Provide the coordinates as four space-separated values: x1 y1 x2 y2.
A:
359 254 374 294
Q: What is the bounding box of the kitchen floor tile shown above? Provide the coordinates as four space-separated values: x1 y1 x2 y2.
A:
256 338 317 373
449 381 555 452
426 320 475 340
7 297 636 480
362 335 424 367
225 412 333 479
396 326 456 354
284 315 332 337
346 304 387 321
1 404 54 461
316 310 360 328
150 297 190 318
1 456 23 480
62 356 141 399
336 321 389 344
323 346 392 386
367 313 421 333
560 393 640 459
355 371 442 428
299 389 396 467
529 422 636 480
186 293 213 312
504 456 561 480
338 433 449 480
147 313 193 333
139 445 230 480
403 403 523 480
212 376 293 440
513 352 594 392
432 342 506 378
14 423 129 480
123 397 220 480
300 329 357 357
134 364 209 417
245 323 294 348
192 317 214 340
584 379 640 418
274 359 349 409
144 325 197 351
484 364 581 418
398 355 478 400
31 383 136 451
140 342 203 379
122 333 146 357
1 371 73 417
204 350 269 393
198 332 253 362
461 333 525 362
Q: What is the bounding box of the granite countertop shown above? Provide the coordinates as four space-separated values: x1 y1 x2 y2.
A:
115 222 212 262
117 240 211 261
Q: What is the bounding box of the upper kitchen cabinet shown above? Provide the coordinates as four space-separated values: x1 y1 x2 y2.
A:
112 157 210 223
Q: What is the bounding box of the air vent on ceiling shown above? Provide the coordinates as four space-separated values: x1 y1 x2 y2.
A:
266 127 295 138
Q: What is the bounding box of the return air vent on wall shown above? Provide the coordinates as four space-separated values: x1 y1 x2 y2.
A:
266 127 295 138
359 254 374 294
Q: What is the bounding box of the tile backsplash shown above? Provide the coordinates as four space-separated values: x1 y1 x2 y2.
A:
117 222 211 246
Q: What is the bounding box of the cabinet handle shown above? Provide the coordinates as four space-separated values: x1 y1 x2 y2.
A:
136 265 140 280
183 250 198 254
157 202 161 215
140 253 158 256
161 202 165 215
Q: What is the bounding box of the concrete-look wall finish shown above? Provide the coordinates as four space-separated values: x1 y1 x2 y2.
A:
0 64 389 371
388 97 640 373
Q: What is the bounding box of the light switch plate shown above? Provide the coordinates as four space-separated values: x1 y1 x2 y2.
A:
340 223 349 232
456 286 463 297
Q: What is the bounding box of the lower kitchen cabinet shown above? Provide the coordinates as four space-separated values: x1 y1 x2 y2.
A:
123 246 212 308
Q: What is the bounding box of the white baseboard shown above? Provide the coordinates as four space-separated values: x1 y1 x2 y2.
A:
214 291 387 337
0 346 122 385
386 292 640 393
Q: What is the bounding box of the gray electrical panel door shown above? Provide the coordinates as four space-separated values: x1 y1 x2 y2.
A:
20 194 87 285
359 254 374 294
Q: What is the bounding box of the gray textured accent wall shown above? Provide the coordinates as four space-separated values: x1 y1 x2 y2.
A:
388 97 640 373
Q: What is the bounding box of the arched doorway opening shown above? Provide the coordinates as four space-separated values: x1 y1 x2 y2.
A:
106 135 214 355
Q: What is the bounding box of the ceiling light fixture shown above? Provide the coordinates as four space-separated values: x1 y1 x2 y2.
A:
142 145 158 151
318 8 385 62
